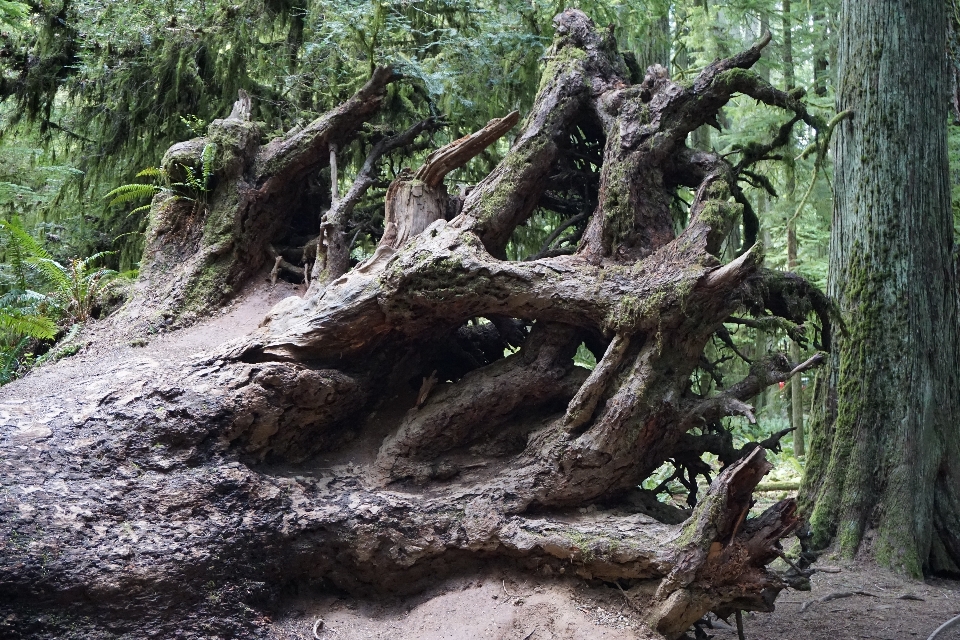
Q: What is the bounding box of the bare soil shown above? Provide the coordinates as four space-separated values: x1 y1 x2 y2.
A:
265 562 960 640
5 275 958 640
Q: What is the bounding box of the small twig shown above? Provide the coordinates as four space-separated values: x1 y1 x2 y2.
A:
715 326 752 364
270 255 283 285
800 590 877 612
527 211 589 261
614 580 633 612
415 370 438 409
728 504 749 543
788 109 853 228
788 353 825 378
502 579 523 598
928 613 960 640
775 549 806 574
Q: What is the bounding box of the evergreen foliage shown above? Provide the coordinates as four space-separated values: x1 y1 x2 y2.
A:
0 216 118 384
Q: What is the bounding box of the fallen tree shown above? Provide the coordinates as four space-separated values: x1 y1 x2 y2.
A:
1 10 841 639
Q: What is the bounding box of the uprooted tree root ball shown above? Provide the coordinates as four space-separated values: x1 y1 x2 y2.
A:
1 10 844 639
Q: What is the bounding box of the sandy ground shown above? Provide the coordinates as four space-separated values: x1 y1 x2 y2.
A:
7 275 960 640
264 562 960 640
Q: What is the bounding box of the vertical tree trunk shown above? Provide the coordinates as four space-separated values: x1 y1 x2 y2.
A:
811 5 830 97
636 3 671 73
781 0 804 456
801 0 960 575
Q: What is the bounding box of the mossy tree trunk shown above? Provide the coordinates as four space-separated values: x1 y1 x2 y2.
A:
3 10 849 640
781 0 805 457
800 0 960 576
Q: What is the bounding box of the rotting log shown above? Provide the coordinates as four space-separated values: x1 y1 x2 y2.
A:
0 9 860 640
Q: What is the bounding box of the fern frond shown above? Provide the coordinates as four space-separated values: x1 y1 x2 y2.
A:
0 218 67 292
0 289 53 316
0 310 57 340
104 183 160 206
0 217 54 262
201 142 218 187
0 1 28 26
126 204 152 218
0 337 31 385
135 167 166 179
31 257 72 292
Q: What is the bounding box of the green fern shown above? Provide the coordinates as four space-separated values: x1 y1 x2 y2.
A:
104 183 161 207
104 166 171 216
0 309 57 340
136 167 166 179
0 0 27 27
34 252 118 322
0 217 67 293
200 142 217 188
0 337 31 385
170 142 218 204
0 218 117 322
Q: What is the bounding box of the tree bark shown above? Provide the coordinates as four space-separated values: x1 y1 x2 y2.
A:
800 0 960 576
1 10 840 639
119 68 398 329
781 0 805 457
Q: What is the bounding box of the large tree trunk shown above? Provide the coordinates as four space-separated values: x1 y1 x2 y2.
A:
1 10 844 639
800 0 960 576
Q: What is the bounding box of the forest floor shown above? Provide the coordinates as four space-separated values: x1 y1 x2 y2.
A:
268 561 960 639
4 274 959 640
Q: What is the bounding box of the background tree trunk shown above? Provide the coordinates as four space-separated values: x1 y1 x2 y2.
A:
801 0 960 576
781 0 805 457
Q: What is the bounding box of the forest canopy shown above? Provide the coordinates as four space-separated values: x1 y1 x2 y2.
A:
0 0 852 269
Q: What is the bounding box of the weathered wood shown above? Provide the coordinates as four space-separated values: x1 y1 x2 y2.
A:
361 112 521 274
413 110 519 187
0 358 800 638
120 68 398 328
308 117 443 291
1 10 842 639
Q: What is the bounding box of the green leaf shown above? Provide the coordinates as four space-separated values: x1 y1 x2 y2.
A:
103 183 160 206
0 309 57 340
